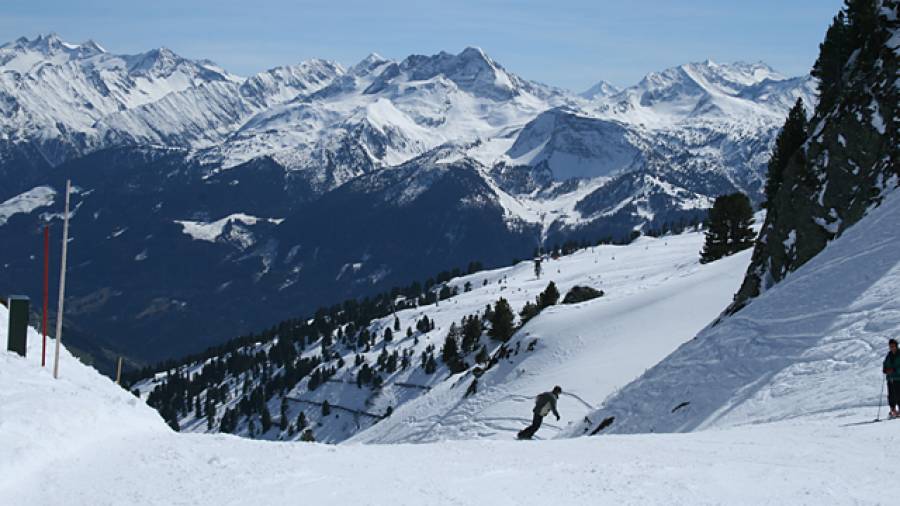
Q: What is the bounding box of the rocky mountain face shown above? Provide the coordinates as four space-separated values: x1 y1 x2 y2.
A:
731 0 899 311
0 34 817 370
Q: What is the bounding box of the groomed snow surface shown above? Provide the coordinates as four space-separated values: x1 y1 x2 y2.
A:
4 192 900 504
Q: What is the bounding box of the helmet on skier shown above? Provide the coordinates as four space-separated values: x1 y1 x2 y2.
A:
552 385 562 395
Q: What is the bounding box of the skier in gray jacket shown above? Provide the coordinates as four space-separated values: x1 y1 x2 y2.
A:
517 386 562 439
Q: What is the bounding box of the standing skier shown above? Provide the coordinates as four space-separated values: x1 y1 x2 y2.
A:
517 386 562 440
884 339 900 418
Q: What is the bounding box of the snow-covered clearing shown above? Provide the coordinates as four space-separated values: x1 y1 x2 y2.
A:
0 186 55 226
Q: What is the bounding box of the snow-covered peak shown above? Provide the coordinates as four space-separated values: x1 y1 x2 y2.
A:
593 59 811 128
398 46 520 100
0 33 106 72
240 58 344 104
350 52 392 77
579 80 619 100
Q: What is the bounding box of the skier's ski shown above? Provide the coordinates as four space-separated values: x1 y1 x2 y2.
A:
840 416 900 427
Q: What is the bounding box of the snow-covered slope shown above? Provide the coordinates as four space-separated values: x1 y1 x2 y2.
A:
572 188 900 435
2 240 896 506
0 304 165 494
134 226 749 445
350 233 750 443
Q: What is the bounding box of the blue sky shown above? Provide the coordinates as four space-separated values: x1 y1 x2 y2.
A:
1 0 843 91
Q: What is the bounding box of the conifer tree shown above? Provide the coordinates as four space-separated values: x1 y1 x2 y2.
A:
811 11 851 112
321 400 331 417
765 98 808 207
261 406 272 433
519 301 540 326
441 326 463 372
207 403 216 430
279 397 289 432
475 345 489 364
424 354 438 374
700 193 756 263
461 315 482 353
489 298 515 342
538 281 560 309
393 315 401 332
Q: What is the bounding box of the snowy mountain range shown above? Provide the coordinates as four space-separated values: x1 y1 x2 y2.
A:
0 34 816 369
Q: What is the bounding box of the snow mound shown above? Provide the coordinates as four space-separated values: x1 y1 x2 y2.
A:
0 303 166 493
573 189 900 435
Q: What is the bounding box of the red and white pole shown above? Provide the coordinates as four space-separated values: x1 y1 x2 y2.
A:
42 225 49 367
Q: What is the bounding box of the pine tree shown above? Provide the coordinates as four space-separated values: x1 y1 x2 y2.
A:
261 406 272 433
321 400 331 417
475 345 489 364
519 300 540 326
765 98 808 207
441 326 463 372
207 402 216 430
300 429 315 442
811 11 851 112
488 298 515 342
384 327 393 343
424 354 438 374
701 193 756 263
393 315 401 332
538 281 560 309
296 411 307 431
279 397 289 431
461 315 482 353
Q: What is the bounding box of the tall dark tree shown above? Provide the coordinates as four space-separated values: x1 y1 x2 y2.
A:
765 98 808 207
811 11 850 112
279 397 289 431
700 193 756 264
441 324 465 372
519 301 540 326
461 315 482 354
321 400 331 417
261 406 272 433
488 297 515 342
538 281 560 309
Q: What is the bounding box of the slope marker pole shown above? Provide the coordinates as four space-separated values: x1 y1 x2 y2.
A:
53 180 71 379
42 225 49 367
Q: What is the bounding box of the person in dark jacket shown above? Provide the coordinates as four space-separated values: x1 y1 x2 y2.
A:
884 339 900 418
517 386 562 440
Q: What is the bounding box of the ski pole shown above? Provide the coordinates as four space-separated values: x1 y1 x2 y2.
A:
877 375 886 421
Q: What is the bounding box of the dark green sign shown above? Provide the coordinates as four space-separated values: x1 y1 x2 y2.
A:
7 295 29 357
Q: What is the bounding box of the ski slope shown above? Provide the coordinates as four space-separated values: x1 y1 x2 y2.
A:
350 233 751 443
571 189 900 435
139 227 751 444
4 195 900 504
1 308 893 505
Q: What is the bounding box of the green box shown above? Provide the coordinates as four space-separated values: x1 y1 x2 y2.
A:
7 295 29 357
